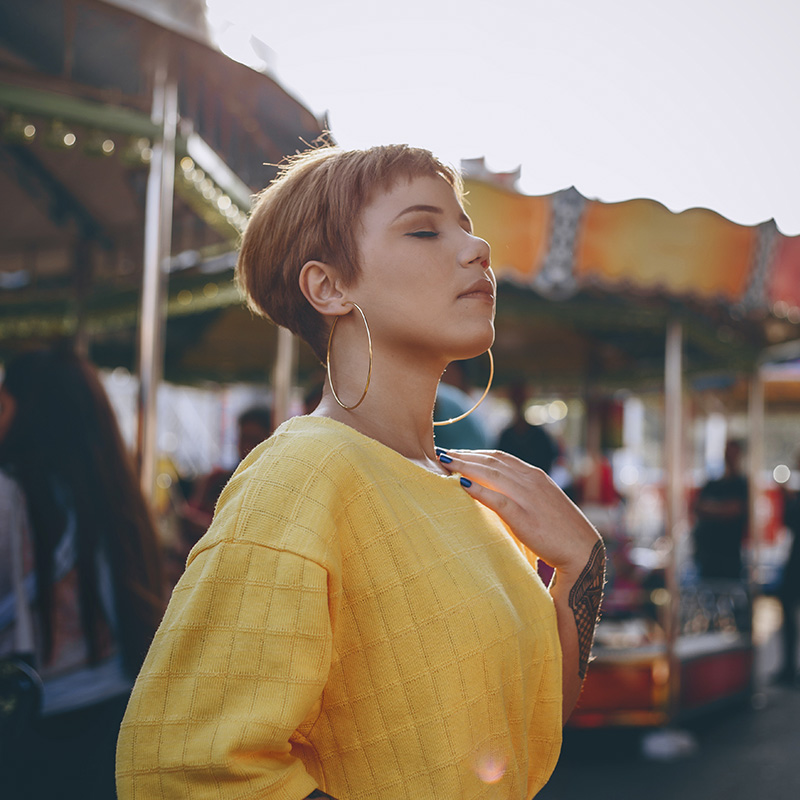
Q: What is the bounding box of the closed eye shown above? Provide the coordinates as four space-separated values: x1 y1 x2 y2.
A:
407 231 439 238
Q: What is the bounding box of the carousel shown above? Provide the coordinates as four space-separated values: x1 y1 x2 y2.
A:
3 1 800 732
461 161 800 727
0 0 325 496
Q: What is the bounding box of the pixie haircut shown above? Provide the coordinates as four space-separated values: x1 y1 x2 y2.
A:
236 144 462 362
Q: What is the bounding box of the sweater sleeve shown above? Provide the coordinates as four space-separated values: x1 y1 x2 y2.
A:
117 540 331 799
117 442 344 800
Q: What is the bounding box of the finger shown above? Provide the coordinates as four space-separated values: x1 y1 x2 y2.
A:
438 447 514 462
436 450 503 485
437 447 538 476
436 449 540 495
456 474 524 525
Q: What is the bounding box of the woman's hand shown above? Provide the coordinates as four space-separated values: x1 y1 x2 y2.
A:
437 447 606 717
437 448 600 579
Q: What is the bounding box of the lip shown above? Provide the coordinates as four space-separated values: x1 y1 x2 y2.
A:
458 279 495 302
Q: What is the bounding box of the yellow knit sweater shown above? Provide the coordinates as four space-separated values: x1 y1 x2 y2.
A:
117 416 562 799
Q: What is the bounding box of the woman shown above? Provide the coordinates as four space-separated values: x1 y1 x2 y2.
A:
0 346 164 798
117 145 605 799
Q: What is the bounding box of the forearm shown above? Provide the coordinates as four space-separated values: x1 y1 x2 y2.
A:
549 538 606 722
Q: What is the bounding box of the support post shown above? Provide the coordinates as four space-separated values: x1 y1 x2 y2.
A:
663 318 684 721
136 52 178 500
71 236 92 357
747 367 765 594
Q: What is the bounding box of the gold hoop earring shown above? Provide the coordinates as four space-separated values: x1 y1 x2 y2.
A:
433 349 494 427
326 301 373 411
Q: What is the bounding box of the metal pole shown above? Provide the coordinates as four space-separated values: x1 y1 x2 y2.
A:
136 51 178 500
272 326 298 428
663 318 684 722
747 368 765 593
72 236 92 358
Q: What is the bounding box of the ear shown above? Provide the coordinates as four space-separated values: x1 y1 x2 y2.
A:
299 260 350 317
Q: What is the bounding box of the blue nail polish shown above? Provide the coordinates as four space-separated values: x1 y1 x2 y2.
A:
460 477 472 488
439 454 453 464
435 447 446 456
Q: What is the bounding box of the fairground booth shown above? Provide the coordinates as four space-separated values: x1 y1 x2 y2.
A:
0 0 324 496
462 161 800 727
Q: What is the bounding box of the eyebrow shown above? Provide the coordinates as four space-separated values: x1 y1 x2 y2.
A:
392 204 472 228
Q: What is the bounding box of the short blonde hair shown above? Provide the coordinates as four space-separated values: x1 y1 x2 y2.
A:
236 143 462 362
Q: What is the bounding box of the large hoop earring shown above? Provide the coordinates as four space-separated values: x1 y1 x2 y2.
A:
433 349 494 427
326 301 373 411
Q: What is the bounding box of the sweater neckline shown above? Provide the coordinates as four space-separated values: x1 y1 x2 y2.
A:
279 415 464 487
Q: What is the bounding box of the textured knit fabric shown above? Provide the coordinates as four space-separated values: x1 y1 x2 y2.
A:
117 416 562 799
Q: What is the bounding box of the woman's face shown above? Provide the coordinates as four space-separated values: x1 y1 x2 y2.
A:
349 174 495 365
0 386 17 443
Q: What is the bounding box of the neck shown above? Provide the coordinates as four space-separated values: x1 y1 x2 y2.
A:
313 347 446 470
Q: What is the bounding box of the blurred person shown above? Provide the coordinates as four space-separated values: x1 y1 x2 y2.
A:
776 451 800 687
177 405 273 550
496 381 560 474
0 346 164 798
117 144 605 800
692 439 749 581
575 451 622 508
237 405 274 457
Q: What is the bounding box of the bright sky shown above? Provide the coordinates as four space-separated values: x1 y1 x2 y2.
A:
205 0 800 235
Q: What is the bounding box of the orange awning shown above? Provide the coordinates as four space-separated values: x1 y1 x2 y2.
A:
463 180 550 281
576 200 757 302
464 178 800 315
769 235 800 314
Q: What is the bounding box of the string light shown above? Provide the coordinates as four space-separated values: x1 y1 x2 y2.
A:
2 113 36 142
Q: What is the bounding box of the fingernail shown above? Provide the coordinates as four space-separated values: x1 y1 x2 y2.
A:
434 447 446 456
460 477 472 488
439 454 453 464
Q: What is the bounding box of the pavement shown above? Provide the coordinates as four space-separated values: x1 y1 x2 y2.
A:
538 597 800 800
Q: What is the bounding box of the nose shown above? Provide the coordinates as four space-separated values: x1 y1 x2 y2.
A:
461 232 491 270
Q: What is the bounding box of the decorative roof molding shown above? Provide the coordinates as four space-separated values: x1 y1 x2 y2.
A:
533 187 585 301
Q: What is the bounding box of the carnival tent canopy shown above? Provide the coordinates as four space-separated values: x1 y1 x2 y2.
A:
464 174 800 312
0 0 323 380
459 170 800 389
2 1 798 389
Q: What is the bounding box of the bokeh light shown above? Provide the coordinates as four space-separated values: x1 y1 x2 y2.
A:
773 464 791 484
473 750 507 784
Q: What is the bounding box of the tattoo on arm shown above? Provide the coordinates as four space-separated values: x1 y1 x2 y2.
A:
568 539 606 679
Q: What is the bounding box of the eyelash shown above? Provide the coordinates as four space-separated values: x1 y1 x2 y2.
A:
407 231 439 239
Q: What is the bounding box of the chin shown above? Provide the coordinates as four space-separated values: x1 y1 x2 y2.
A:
476 320 496 351
447 325 495 362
